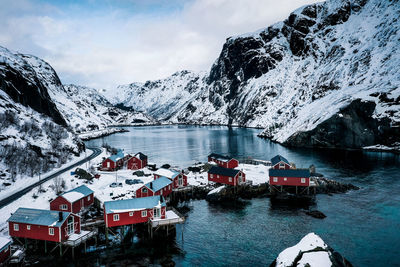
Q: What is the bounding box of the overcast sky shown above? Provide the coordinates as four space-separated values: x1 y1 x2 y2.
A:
0 0 321 89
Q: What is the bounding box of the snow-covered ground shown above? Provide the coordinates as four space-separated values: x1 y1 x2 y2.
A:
78 128 127 141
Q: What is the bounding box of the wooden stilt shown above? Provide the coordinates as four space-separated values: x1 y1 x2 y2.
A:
296 186 298 195
45 241 47 254
84 241 87 253
60 244 62 257
72 246 74 260
105 227 109 244
24 238 27 249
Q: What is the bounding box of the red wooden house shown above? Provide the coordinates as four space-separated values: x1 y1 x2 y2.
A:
127 152 148 170
153 168 188 189
101 150 126 171
104 196 166 228
50 185 94 214
208 166 245 186
269 169 311 187
8 208 81 243
0 236 12 265
271 155 291 169
136 177 173 198
208 153 239 169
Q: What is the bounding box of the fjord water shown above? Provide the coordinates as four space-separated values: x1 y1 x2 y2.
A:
86 125 400 266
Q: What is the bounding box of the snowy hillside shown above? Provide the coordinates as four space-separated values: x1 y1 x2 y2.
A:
0 46 84 187
21 54 155 133
110 0 400 149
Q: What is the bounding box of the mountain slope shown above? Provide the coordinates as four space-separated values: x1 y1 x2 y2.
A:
111 0 400 149
21 54 155 133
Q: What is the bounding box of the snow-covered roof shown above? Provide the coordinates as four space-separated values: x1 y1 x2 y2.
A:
104 196 166 214
154 168 180 179
7 208 70 227
208 153 235 162
62 191 85 203
0 236 11 251
144 177 172 192
60 185 93 203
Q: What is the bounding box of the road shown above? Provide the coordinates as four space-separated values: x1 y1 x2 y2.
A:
0 147 102 209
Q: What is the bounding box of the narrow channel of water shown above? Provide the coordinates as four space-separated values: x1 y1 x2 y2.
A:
85 125 400 266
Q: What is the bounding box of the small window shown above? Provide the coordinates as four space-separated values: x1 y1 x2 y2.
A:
301 178 306 183
49 228 54 236
217 175 219 178
141 210 147 217
60 204 68 210
273 177 278 182
27 225 31 230
284 177 287 181
229 177 232 182
129 211 134 217
14 224 19 231
113 214 120 221
142 187 148 193
210 174 213 178
88 195 91 201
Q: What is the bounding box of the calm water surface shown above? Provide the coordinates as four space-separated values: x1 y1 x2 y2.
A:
86 125 400 266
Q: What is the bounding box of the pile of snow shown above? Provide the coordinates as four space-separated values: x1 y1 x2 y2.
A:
207 185 225 195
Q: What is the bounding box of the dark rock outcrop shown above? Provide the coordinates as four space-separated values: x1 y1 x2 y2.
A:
284 99 400 149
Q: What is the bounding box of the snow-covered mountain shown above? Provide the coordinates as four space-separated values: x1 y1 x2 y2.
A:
110 0 400 149
21 54 155 133
0 46 83 181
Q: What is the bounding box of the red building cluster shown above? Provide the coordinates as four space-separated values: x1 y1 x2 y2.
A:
101 150 148 171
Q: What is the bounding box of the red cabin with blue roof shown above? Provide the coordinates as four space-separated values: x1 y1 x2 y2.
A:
101 150 127 171
136 177 173 198
50 185 94 214
271 155 291 170
0 236 12 264
153 168 188 189
8 208 81 243
104 196 166 227
208 153 239 169
269 169 310 187
208 166 245 186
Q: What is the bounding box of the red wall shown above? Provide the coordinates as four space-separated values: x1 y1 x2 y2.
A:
208 171 245 186
208 157 239 169
50 193 94 214
9 214 81 242
127 157 144 170
0 245 11 264
269 176 310 186
104 206 166 228
172 174 188 188
102 158 116 170
136 185 172 198
272 162 291 170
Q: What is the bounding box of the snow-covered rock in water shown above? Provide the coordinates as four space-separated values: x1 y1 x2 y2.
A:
271 233 352 267
110 0 400 149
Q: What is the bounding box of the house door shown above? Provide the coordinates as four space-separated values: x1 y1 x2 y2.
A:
67 216 74 235
153 208 161 219
178 175 183 187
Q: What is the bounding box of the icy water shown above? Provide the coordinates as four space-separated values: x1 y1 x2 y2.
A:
86 125 400 266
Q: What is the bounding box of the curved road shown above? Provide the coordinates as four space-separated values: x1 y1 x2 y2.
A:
0 147 102 209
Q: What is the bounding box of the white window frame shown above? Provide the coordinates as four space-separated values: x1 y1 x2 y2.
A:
301 178 306 183
60 204 68 210
141 210 147 217
88 195 91 201
27 225 31 230
107 161 110 168
210 174 213 178
273 177 278 182
14 224 19 231
217 175 220 179
142 187 148 193
113 214 120 221
129 211 134 217
229 177 232 182
49 228 54 236
284 177 287 181
279 163 285 169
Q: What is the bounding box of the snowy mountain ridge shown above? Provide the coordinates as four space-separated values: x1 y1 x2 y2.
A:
109 0 400 149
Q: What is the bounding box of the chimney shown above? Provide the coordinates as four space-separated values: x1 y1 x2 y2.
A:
150 182 153 189
58 211 63 222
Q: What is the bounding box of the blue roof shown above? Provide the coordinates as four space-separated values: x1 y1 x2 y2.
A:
63 185 93 198
271 155 290 166
108 150 125 162
145 177 172 192
7 208 70 227
269 169 310 178
208 166 240 177
104 196 166 214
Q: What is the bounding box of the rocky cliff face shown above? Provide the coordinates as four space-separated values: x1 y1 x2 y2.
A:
111 0 400 149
